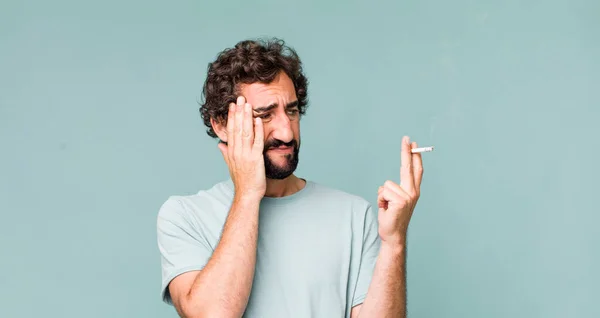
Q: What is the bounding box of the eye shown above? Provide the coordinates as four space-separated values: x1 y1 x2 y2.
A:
287 109 299 116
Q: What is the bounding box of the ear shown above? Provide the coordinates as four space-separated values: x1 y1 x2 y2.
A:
210 116 228 143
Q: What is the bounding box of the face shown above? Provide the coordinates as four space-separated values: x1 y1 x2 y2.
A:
220 71 301 179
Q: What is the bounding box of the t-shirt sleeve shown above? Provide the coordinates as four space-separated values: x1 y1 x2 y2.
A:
156 197 213 304
352 203 381 307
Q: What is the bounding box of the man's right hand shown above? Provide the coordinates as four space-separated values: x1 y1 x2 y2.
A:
218 96 266 199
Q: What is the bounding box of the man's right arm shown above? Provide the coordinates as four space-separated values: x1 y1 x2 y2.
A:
167 193 261 318
166 97 267 318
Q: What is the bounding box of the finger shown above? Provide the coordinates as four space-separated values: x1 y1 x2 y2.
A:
226 103 235 155
242 103 254 150
252 116 264 153
384 180 412 200
235 96 245 137
233 97 244 159
383 184 413 213
378 187 401 210
411 141 424 194
400 136 416 195
377 188 388 209
236 95 246 107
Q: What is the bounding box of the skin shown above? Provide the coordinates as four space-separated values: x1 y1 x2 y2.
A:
166 71 424 318
352 135 423 318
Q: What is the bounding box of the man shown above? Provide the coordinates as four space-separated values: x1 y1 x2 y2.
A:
156 38 424 318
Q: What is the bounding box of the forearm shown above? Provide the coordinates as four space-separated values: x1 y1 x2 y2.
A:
182 194 261 318
358 241 407 318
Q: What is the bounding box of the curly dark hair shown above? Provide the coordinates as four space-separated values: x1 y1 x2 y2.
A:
198 37 309 138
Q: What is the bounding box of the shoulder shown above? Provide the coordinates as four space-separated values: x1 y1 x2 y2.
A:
157 179 234 225
307 180 372 212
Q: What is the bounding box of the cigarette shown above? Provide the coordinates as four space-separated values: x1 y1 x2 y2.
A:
411 146 434 153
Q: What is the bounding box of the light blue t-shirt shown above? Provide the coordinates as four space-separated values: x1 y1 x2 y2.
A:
156 178 381 317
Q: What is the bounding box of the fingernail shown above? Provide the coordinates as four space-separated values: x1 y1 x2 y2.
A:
245 103 251 112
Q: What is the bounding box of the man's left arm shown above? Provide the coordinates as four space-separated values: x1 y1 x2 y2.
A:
352 136 423 318
351 238 407 318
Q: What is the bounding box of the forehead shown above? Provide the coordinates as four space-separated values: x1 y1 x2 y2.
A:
239 71 297 107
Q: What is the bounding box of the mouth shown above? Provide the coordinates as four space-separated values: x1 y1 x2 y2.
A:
269 146 293 153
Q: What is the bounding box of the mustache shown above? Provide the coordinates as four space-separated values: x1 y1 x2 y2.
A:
265 139 297 150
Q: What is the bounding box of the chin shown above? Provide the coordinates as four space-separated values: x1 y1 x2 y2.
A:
264 159 298 180
263 146 299 180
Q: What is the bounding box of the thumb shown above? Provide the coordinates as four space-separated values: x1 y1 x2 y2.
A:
378 188 388 210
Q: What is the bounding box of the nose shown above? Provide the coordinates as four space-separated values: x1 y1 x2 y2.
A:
270 111 294 144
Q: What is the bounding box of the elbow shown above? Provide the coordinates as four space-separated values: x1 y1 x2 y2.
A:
177 305 204 318
180 310 237 318
178 302 208 318
176 296 203 318
179 301 237 318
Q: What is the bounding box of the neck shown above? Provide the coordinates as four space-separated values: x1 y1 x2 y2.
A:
264 174 306 198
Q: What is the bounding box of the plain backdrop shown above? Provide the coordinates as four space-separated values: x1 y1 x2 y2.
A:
1 0 598 317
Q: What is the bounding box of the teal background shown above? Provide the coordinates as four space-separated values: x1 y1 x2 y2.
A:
1 0 598 317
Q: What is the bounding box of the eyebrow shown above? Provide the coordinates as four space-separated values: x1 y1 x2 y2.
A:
254 100 299 113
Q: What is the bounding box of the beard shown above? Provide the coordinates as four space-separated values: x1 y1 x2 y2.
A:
263 138 300 180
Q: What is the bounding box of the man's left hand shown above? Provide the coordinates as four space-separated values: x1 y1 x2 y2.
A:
377 136 424 246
